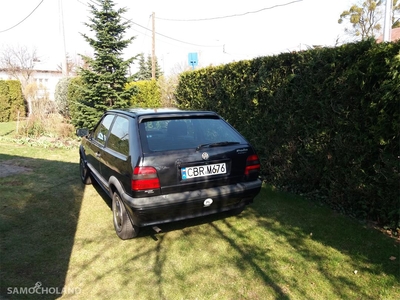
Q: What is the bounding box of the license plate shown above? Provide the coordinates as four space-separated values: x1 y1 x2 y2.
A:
181 163 226 180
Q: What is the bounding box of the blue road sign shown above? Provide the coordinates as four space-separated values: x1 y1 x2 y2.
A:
188 52 198 69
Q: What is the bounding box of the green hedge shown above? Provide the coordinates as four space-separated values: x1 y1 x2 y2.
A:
0 80 25 122
0 80 11 122
175 40 400 227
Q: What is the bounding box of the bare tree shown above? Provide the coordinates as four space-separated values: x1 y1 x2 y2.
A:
338 0 383 40
158 75 178 107
0 45 38 85
170 61 192 76
338 0 400 40
0 45 39 115
56 53 85 76
393 0 400 28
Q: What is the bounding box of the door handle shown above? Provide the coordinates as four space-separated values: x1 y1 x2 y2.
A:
96 152 101 157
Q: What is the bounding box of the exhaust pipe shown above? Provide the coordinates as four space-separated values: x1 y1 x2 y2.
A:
152 225 162 233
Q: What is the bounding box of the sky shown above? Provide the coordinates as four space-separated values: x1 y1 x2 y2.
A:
0 0 356 75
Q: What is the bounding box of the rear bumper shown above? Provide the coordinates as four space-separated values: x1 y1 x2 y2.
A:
120 179 262 227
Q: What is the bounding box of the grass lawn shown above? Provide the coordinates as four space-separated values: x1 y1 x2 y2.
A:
0 125 399 299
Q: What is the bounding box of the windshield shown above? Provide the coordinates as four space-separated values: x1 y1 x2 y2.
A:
139 117 245 152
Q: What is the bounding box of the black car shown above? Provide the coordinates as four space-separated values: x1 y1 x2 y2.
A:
77 108 262 239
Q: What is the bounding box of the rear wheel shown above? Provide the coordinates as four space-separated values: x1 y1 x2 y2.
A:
79 157 91 184
112 191 139 240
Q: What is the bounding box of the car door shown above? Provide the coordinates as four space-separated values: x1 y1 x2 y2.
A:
85 114 115 186
99 115 132 193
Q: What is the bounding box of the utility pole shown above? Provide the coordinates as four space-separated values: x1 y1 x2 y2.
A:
383 0 393 42
151 12 156 80
59 0 68 76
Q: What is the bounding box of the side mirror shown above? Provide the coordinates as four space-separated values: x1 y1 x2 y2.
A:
76 128 89 137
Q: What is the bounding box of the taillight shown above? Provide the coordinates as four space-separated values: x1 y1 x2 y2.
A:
131 166 160 191
245 154 260 176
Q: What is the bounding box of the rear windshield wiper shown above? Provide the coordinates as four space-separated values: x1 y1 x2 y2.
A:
196 141 240 151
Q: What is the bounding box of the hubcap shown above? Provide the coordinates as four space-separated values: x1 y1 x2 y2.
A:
114 197 122 230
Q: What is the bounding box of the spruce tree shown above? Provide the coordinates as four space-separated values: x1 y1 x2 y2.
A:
135 54 152 81
135 53 163 81
146 54 163 80
77 0 135 128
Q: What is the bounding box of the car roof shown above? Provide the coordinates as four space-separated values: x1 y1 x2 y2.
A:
107 108 220 120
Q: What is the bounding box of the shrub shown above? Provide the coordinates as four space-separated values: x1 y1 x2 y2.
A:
7 80 25 121
55 77 71 117
67 76 84 128
127 80 161 108
0 80 11 122
21 113 75 139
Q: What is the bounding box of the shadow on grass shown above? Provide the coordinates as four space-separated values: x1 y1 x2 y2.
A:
0 153 83 300
0 130 14 137
90 176 399 298
251 186 400 298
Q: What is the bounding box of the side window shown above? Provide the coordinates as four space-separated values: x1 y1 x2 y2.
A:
94 114 115 146
107 116 129 156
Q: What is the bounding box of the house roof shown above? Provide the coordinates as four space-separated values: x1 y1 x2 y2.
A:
376 27 400 42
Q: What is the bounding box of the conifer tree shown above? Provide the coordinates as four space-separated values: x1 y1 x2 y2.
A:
135 53 163 81
76 0 135 128
146 55 163 80
135 54 152 81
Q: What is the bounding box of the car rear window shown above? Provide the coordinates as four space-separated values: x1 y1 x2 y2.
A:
139 117 245 152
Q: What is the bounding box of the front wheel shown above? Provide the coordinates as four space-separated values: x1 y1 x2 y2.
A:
112 192 139 240
79 157 91 185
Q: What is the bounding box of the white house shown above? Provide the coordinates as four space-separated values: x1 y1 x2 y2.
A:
0 67 63 101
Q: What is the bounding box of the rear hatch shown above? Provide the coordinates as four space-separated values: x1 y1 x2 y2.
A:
136 114 260 195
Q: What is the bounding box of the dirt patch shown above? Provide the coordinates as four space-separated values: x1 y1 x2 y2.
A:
0 162 32 178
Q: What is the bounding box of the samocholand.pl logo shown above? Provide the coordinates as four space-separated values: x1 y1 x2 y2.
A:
7 281 81 296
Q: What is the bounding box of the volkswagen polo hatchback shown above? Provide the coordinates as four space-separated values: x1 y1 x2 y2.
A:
78 108 262 239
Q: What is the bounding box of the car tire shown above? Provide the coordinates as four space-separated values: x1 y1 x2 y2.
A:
79 157 92 185
112 191 139 239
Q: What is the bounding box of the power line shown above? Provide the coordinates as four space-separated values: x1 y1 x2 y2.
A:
77 1 302 50
75 0 229 48
141 14 152 49
128 19 220 48
0 0 45 33
156 0 303 22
